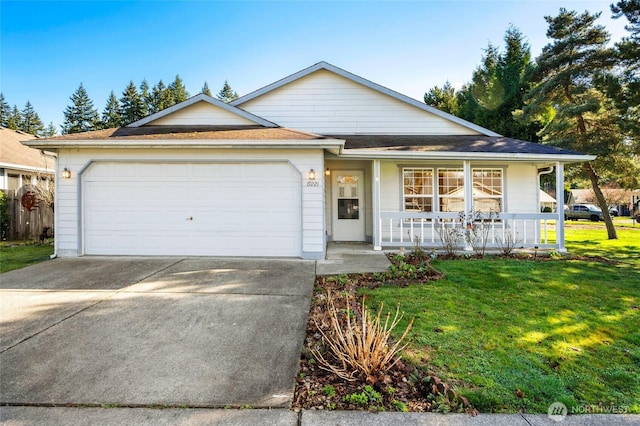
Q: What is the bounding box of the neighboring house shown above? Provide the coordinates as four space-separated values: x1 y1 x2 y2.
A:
570 188 640 216
0 127 55 190
539 190 556 212
24 62 594 259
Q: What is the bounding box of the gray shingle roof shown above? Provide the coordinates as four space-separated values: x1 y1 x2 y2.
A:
333 135 584 156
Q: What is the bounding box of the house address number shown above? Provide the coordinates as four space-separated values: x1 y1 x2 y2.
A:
306 181 320 187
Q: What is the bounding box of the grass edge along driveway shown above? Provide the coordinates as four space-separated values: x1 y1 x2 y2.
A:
361 225 640 414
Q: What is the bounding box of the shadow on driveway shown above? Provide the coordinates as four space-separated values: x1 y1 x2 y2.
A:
0 257 315 408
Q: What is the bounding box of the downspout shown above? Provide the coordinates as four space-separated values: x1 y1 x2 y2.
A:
537 166 554 211
40 150 58 259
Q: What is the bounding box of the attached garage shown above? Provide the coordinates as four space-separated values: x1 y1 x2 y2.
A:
82 161 302 257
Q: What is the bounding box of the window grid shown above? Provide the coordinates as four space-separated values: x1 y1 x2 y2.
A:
472 169 503 212
438 168 464 212
403 168 434 213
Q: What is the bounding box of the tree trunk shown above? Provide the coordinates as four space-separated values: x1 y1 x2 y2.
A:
582 162 617 239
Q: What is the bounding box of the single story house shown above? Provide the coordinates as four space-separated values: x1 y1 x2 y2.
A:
24 62 594 259
1 127 55 191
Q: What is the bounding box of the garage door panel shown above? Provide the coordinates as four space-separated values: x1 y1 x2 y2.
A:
83 162 301 256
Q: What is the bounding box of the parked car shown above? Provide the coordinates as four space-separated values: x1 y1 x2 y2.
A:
564 204 604 221
609 207 619 217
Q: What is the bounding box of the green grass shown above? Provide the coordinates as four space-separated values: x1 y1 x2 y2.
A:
0 241 54 273
362 224 640 413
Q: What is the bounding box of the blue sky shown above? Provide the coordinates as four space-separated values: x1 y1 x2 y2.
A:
0 1 630 130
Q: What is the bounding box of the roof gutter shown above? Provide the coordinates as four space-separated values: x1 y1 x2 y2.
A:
23 139 346 150
330 148 596 163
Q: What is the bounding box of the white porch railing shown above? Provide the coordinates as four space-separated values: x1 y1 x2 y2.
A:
378 211 558 249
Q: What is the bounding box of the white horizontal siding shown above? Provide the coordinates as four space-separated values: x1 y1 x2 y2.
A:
148 101 256 126
241 70 480 135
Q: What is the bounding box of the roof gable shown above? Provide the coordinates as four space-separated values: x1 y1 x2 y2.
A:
232 61 499 136
129 94 277 128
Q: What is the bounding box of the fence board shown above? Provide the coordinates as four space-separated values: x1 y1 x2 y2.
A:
3 188 54 241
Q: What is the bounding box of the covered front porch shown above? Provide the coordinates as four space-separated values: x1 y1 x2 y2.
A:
324 157 569 253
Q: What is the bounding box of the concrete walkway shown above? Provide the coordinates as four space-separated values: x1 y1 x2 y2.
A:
316 242 391 275
1 407 638 425
0 257 315 408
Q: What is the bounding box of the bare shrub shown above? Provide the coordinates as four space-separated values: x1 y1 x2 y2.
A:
466 211 497 257
496 228 520 256
436 219 464 256
311 290 413 382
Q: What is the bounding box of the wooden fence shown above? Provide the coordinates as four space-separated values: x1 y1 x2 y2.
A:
1 187 54 241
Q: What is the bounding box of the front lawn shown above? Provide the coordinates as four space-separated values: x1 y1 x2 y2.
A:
360 225 639 413
0 241 54 273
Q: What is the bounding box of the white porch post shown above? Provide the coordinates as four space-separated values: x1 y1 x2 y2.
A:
556 161 567 252
373 159 382 250
463 160 473 251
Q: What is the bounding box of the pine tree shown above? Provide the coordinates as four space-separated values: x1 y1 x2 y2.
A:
169 75 189 103
102 91 122 128
216 80 238 103
201 81 212 96
424 81 459 114
21 101 45 136
149 80 174 113
62 83 100 134
139 79 151 117
7 105 21 131
523 8 630 239
424 27 540 141
43 122 57 137
609 1 640 146
120 81 145 125
0 93 10 127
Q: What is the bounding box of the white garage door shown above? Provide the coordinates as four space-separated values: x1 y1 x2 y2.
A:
82 162 301 256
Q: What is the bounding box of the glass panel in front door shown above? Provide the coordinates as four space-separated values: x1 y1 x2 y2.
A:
337 175 359 219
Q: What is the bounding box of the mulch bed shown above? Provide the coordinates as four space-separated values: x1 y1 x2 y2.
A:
292 254 475 414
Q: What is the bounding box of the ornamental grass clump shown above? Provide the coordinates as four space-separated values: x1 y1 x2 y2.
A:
311 290 413 382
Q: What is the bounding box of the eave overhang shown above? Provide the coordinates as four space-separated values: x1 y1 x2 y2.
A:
23 139 346 151
327 147 596 163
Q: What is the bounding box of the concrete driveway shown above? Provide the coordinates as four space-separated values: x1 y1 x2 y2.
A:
0 257 315 408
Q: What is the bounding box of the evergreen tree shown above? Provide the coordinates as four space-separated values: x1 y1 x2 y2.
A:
522 8 631 239
608 1 640 145
169 75 189 103
201 81 212 96
424 27 540 141
102 91 122 128
0 93 10 127
139 79 151 117
43 122 57 137
62 83 100 134
7 105 21 130
120 81 145 125
216 80 239 103
150 79 174 113
424 81 459 114
21 101 45 136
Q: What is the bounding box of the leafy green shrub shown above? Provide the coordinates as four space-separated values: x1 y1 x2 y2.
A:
393 399 408 412
343 385 382 406
323 385 336 397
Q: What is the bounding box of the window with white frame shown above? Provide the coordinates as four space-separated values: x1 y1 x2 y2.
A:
472 168 503 212
438 168 464 212
403 168 433 213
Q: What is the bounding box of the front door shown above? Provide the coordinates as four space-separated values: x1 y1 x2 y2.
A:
332 170 365 241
